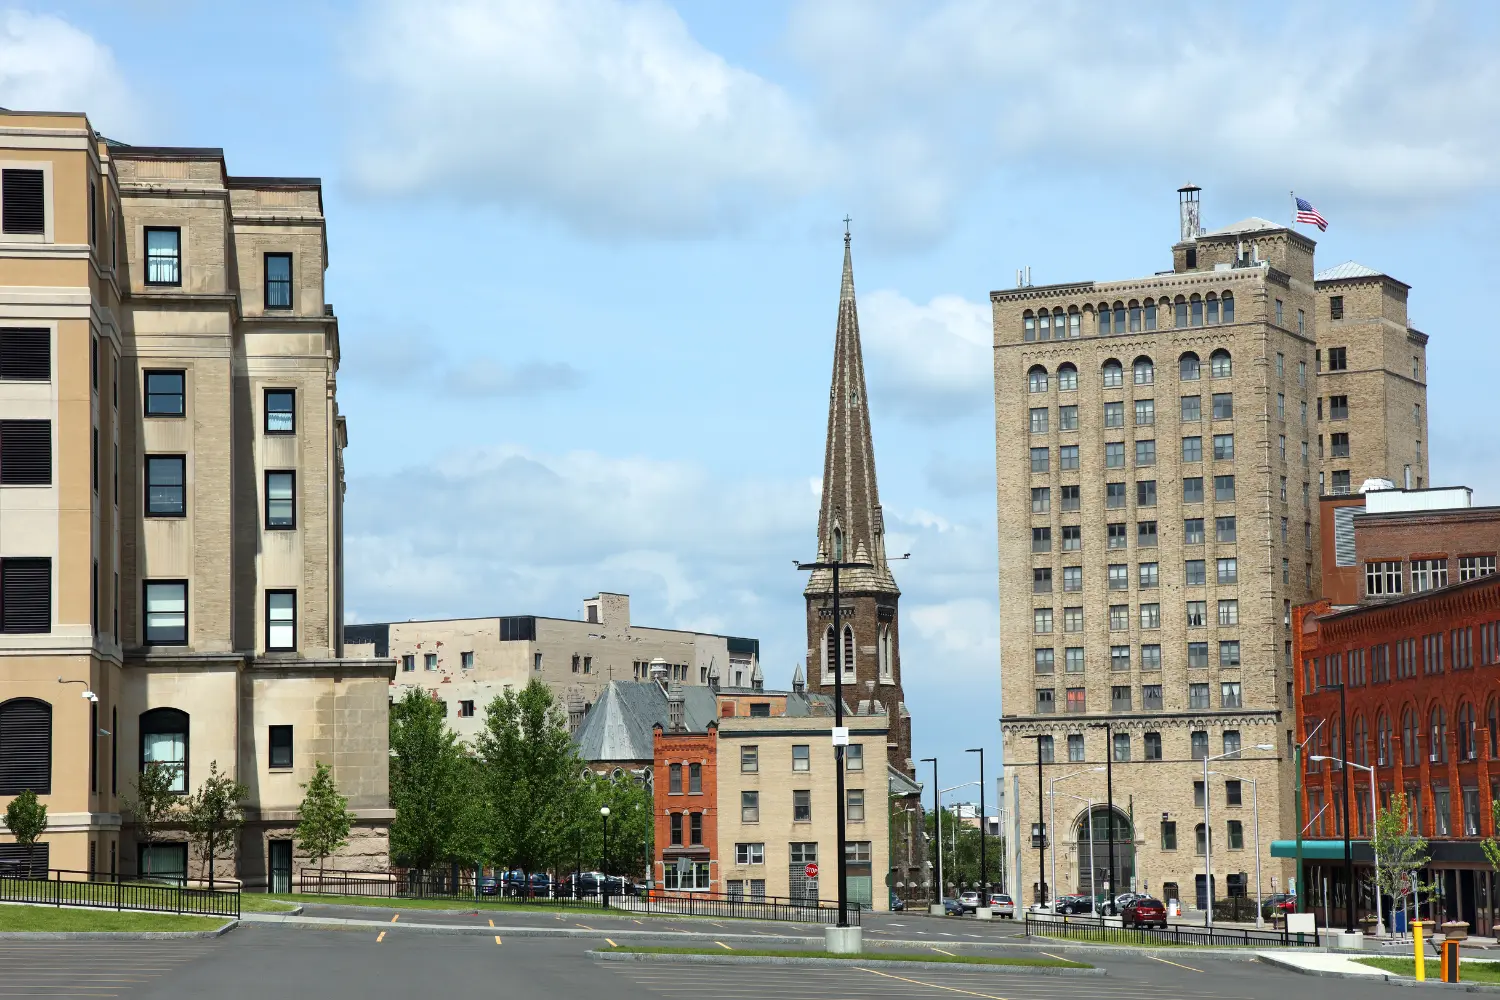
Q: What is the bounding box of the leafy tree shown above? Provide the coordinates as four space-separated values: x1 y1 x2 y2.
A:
563 770 653 880
924 805 1004 893
476 680 580 875
296 762 354 878
389 688 473 872
1482 801 1500 887
1373 792 1435 923
126 761 180 876
182 761 248 889
1 789 48 876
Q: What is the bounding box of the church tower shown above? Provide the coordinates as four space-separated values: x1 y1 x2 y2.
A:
804 232 913 777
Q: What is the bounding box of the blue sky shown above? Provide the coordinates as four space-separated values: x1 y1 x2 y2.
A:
7 0 1500 794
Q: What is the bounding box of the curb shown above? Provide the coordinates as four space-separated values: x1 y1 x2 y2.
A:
0 919 238 941
587 950 1106 974
1257 953 1500 992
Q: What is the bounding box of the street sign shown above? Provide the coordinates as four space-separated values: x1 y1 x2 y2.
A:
675 857 692 876
832 727 849 746
805 863 819 879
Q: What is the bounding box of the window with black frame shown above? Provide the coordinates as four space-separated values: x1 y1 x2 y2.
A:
143 581 187 645
264 253 293 309
145 456 185 516
140 707 189 793
144 371 185 417
265 389 295 433
269 725 293 769
265 471 295 529
144 227 181 285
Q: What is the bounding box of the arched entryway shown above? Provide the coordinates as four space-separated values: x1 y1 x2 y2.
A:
1073 805 1135 896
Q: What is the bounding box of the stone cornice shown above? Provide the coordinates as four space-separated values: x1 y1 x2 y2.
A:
1002 710 1282 735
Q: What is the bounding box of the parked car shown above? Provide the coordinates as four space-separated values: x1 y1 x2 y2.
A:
989 893 1015 918
942 897 965 916
1121 896 1168 929
1262 893 1298 919
1054 894 1094 915
479 876 500 896
559 871 631 898
958 890 981 913
889 892 905 911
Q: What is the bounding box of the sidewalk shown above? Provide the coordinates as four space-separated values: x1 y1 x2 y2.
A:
1257 951 1388 977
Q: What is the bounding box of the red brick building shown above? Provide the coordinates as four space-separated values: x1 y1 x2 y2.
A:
1293 568 1500 930
652 714 718 894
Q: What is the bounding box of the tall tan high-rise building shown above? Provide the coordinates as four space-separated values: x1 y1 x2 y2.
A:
0 109 393 887
994 187 1428 909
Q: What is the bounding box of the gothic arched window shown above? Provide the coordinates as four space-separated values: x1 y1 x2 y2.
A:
823 625 836 676
879 625 893 678
843 626 855 674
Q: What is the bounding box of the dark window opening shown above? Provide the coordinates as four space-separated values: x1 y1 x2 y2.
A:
1 169 45 235
264 253 293 309
145 455 186 517
269 725 293 769
265 471 295 529
1 558 50 634
0 697 52 794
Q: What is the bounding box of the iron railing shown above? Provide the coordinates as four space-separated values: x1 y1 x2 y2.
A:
1024 912 1317 947
0 868 240 918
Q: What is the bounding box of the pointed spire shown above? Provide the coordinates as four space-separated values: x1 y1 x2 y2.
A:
791 662 806 693
806 224 899 598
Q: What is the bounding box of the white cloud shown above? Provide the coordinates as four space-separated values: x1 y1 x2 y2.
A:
860 289 991 421
345 0 832 236
0 11 139 135
341 331 583 399
788 0 1500 236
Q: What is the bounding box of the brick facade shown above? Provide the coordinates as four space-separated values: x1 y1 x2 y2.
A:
652 722 719 894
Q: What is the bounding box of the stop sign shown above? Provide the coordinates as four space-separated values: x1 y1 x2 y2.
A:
805 863 819 879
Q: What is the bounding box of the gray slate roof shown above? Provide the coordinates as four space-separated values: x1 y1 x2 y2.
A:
1315 260 1383 282
573 681 719 763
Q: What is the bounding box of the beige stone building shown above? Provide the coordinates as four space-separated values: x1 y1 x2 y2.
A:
993 186 1428 909
0 109 393 888
345 592 760 742
716 714 890 910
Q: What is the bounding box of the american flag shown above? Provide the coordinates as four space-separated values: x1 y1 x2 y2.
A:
1295 197 1328 231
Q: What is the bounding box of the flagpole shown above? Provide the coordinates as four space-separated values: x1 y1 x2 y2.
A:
1290 191 1296 229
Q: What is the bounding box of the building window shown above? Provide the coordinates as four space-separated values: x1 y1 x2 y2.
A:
140 707 189 794
1366 561 1403 597
401 654 414 672
1031 487 1050 514
144 227 182 285
1188 642 1209 668
1328 395 1349 420
1213 475 1235 502
1067 733 1085 760
847 788 866 822
1160 820 1177 850
1189 685 1210 710
1030 447 1049 473
1210 349 1232 378
1035 689 1055 713
689 811 703 845
1190 729 1209 757
1028 366 1048 392
686 761 702 794
1139 603 1161 629
1140 645 1162 670
791 744 810 772
1058 364 1078 390
1183 477 1204 504
1059 445 1078 470
1104 441 1125 468
1105 482 1126 509
1179 353 1201 381
1217 600 1238 627
1063 606 1084 632
1144 731 1162 758
1065 647 1085 673
1185 559 1206 586
1212 434 1234 461
1221 681 1242 707
266 590 296 651
1411 559 1448 593
1135 399 1155 427
793 790 811 822
1460 556 1497 581
144 581 187 645
1 167 45 236
1137 480 1157 506
1065 688 1086 713
264 253 293 309
845 743 864 772
1134 358 1154 385
1139 563 1159 588
1137 521 1158 548
1216 558 1238 585
1061 485 1080 512
1212 393 1233 420
670 812 683 845
1186 600 1207 627
1136 440 1156 466
1113 732 1131 760
142 370 186 418
1112 686 1132 713
265 389 295 434
1102 360 1123 388
0 327 49 381
142 455 187 517
1034 649 1054 673
0 697 51 794
1034 608 1053 634
0 419 50 485
1029 407 1048 434
1059 404 1078 430
458 700 475 718
269 725 293 768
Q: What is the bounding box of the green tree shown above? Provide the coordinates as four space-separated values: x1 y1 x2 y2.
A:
296 762 354 878
562 770 653 881
126 761 180 877
1 789 48 876
1373 792 1434 923
475 680 580 875
925 805 1003 893
182 761 248 889
389 688 473 872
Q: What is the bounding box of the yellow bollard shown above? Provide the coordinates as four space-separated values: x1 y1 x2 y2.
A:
1413 920 1426 982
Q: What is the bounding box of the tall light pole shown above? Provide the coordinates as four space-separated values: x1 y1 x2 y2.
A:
1086 721 1117 908
1321 682 1356 934
1021 734 1049 907
940 781 980 898
1059 792 1096 906
797 544 873 932
1203 744 1275 928
1313 754 1383 936
920 757 940 914
966 748 989 916
1211 771 1264 927
1049 767 1104 909
600 805 611 907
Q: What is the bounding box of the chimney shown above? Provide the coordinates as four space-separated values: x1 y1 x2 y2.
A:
649 657 669 692
667 681 685 733
1177 184 1202 243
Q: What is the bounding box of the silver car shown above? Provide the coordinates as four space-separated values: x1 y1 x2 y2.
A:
988 893 1016 918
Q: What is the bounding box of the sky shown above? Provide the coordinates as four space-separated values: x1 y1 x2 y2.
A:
7 0 1500 799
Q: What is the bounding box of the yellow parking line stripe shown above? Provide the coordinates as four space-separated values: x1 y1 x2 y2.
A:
495 935 502 945
390 913 399 923
716 940 732 950
376 931 386 942
606 937 618 947
856 967 1009 1000
577 922 595 930
488 919 494 927
1148 955 1203 973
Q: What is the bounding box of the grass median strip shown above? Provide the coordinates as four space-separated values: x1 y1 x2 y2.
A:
597 946 1091 968
0 903 228 933
1355 957 1500 983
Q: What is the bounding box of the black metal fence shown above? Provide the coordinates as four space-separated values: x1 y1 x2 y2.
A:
1024 912 1318 948
0 868 240 918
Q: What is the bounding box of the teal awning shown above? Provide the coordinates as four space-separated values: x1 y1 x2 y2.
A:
1271 839 1371 861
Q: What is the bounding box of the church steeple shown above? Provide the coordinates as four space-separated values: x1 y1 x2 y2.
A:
804 229 900 599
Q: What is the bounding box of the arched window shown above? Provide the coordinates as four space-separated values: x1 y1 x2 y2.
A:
1458 702 1477 760
1057 363 1078 391
1174 296 1188 328
1128 300 1142 332
1194 823 1208 856
879 625 893 678
1179 352 1201 381
1206 293 1220 325
823 625 836 676
1037 311 1051 341
843 625 855 674
1023 311 1036 342
1053 309 1067 340
1352 714 1369 766
141 707 189 794
1067 309 1081 339
0 697 52 795
1098 303 1112 336
1133 356 1154 385
1402 706 1420 766
1210 349 1233 378
1028 365 1049 393
1190 293 1204 327
1222 292 1234 323
1328 716 1343 769
1113 302 1126 332
1429 705 1448 764
1377 711 1392 766
1102 360 1123 388
1144 300 1158 330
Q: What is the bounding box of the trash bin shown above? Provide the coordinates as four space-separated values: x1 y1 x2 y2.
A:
1394 909 1408 934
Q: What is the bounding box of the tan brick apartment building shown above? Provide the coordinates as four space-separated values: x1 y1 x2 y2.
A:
0 109 393 887
994 186 1429 908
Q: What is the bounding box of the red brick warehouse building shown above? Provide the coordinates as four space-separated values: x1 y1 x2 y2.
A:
1291 486 1500 931
652 691 719 894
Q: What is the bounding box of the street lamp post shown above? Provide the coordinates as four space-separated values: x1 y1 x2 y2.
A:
797 544 874 935
967 747 990 917
1087 722 1117 908
1203 744 1275 929
1048 767 1104 910
600 806 611 907
1321 682 1357 935
1022 734 1049 907
1059 793 1096 906
920 757 941 914
1312 754 1383 936
1211 771 1265 928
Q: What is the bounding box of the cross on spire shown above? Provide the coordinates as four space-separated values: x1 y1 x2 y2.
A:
843 215 852 246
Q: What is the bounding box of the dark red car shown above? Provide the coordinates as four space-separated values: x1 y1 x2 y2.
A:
1121 896 1167 929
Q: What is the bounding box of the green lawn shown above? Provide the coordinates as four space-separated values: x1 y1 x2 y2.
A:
1354 957 1500 983
598 946 1091 968
0 903 228 933
235 895 300 913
